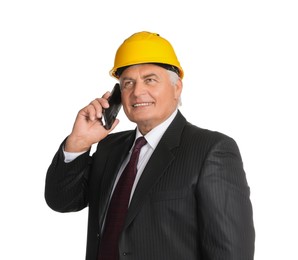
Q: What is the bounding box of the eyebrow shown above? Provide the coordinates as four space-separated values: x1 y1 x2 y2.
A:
120 73 159 82
120 76 134 82
141 73 158 79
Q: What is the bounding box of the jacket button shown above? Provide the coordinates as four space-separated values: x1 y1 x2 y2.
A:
96 233 100 239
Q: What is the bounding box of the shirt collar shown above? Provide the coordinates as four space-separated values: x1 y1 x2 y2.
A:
135 110 178 149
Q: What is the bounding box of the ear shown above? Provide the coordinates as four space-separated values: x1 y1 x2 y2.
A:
174 78 183 100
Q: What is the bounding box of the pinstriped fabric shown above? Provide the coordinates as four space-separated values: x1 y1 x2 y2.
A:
196 138 254 259
45 111 254 260
117 126 254 259
45 141 91 212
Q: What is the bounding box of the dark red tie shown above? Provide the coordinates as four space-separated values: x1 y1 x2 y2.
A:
98 136 147 260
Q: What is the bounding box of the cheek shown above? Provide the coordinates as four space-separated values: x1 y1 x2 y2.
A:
121 95 132 113
161 88 176 103
121 93 128 105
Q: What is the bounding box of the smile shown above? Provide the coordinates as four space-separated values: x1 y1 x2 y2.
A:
132 102 153 108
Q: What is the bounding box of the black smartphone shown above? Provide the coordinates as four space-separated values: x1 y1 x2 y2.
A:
103 83 122 129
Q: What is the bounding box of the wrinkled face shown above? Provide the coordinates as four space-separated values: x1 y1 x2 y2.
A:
119 64 182 134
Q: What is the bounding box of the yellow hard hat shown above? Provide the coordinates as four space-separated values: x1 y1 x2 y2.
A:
110 31 184 79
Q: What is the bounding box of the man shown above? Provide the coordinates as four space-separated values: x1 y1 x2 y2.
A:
45 31 255 259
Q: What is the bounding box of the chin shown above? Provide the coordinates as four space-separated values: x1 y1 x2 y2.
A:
130 116 150 124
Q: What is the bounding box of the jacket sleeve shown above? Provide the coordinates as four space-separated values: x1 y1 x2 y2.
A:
44 140 92 213
197 137 255 259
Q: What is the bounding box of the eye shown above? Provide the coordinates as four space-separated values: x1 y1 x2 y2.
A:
144 77 157 84
121 80 134 90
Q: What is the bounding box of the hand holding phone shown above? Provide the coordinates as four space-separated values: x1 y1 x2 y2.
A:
103 83 122 130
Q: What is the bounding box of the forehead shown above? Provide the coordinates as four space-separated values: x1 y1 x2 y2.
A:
120 64 166 79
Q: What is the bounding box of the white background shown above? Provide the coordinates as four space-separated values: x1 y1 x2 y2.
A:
1 0 297 259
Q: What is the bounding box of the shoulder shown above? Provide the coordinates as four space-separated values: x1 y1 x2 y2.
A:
183 121 234 145
182 122 242 160
95 129 135 152
102 130 135 143
168 111 238 151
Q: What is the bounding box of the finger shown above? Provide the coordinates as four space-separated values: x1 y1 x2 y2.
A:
80 104 97 121
89 98 108 119
102 91 111 100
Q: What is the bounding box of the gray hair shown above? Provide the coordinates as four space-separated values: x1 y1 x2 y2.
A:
167 70 182 106
167 70 179 85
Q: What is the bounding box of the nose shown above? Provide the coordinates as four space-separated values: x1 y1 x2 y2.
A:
132 81 146 97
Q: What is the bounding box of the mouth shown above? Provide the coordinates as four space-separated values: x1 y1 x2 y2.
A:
132 102 153 108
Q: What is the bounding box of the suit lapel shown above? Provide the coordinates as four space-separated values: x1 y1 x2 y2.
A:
124 111 187 227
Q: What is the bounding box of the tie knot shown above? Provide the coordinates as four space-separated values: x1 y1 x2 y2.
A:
133 136 147 151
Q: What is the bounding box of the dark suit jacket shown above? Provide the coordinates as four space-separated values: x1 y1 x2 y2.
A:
45 111 255 259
